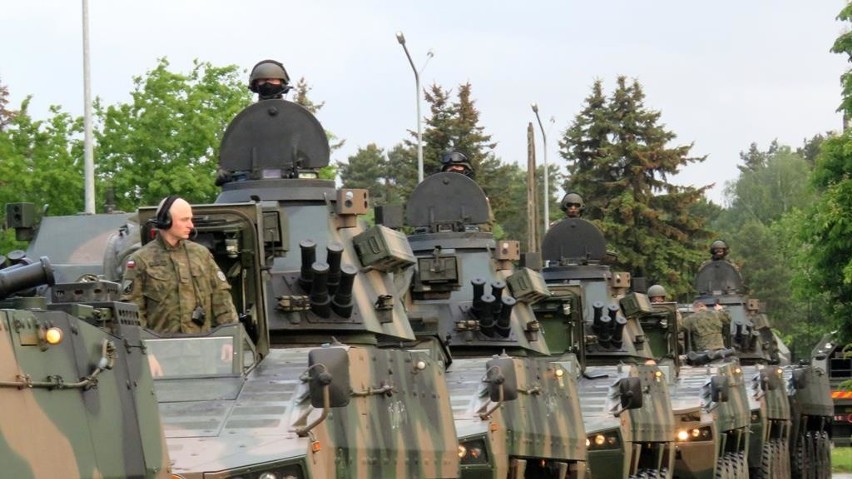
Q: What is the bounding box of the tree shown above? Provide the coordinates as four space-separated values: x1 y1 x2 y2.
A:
0 78 16 131
95 58 252 211
559 76 712 296
339 144 388 202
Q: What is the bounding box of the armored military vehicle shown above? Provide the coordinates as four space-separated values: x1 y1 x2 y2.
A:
621 286 751 479
400 172 588 478
121 98 459 478
0 255 170 478
813 332 852 446
5 201 134 283
534 218 676 479
695 255 832 479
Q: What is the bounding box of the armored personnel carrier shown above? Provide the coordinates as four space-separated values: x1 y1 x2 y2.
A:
534 217 675 479
401 172 588 478
695 256 832 479
4 202 134 283
0 255 170 478
813 332 852 445
620 285 750 479
122 99 459 478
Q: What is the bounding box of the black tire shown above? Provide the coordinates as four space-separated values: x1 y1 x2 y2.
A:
791 435 807 479
715 454 727 479
819 432 831 479
753 442 771 479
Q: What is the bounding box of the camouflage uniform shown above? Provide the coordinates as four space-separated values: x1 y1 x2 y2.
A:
121 235 237 333
682 309 731 351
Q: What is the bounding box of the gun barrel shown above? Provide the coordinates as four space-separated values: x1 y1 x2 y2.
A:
331 264 357 318
496 296 516 338
298 239 317 293
309 262 331 318
0 257 55 300
326 242 343 294
478 294 496 337
611 316 627 349
471 278 487 318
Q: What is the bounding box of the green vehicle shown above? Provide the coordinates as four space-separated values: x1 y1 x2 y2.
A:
401 172 588 478
695 256 832 479
4 201 134 283
535 217 675 479
0 256 171 478
122 99 459 478
662 302 753 479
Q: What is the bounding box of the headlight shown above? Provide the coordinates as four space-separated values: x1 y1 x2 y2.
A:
675 425 712 443
459 438 489 465
586 429 621 450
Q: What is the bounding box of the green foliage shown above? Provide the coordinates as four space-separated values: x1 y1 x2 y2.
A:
95 58 252 210
832 3 852 117
559 76 712 296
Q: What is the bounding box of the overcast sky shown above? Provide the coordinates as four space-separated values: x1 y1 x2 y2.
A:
2 1 848 204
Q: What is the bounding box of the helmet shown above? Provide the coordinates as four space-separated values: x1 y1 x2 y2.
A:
248 60 291 98
710 240 729 256
441 151 474 177
647 284 666 299
560 193 584 212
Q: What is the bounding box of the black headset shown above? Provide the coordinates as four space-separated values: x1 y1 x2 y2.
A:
155 195 180 230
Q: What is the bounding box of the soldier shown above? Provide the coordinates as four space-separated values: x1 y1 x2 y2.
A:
121 196 238 334
710 240 729 261
248 59 292 101
682 299 731 351
647 284 667 304
560 192 584 218
440 150 475 178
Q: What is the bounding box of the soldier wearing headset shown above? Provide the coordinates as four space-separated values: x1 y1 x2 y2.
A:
121 196 238 374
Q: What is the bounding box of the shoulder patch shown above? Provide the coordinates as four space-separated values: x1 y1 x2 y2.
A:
122 279 133 294
126 259 136 269
217 270 227 282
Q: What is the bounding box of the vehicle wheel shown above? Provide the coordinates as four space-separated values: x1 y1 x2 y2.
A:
791 435 807 479
819 432 831 479
715 454 727 479
753 442 771 479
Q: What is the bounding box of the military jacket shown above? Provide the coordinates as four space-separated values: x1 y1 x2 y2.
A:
121 236 237 333
682 309 731 351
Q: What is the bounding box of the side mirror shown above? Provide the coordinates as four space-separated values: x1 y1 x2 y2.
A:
308 347 351 408
619 377 643 410
711 375 729 403
485 356 518 402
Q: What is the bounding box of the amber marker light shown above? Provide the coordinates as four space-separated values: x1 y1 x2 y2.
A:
677 430 689 441
45 327 63 345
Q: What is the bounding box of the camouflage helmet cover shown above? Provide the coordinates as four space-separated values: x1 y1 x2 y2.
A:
710 240 728 254
560 192 584 212
249 59 291 92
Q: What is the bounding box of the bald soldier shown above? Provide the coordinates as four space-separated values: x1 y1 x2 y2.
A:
121 196 238 333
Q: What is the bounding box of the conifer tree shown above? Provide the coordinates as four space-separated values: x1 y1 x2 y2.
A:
560 76 712 295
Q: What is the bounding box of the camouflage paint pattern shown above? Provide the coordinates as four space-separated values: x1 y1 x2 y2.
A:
0 285 170 479
403 172 587 478
785 363 833 479
116 98 459 478
158 343 456 478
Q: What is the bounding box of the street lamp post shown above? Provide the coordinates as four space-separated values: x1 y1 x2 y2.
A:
82 0 95 214
396 32 433 184
531 103 549 233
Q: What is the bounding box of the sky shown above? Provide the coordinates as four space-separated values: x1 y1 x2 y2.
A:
2 1 849 205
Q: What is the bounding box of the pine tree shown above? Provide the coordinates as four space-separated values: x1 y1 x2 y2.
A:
560 76 712 295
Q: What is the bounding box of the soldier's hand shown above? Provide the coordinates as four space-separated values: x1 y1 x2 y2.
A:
220 342 234 362
148 354 164 377
714 304 723 311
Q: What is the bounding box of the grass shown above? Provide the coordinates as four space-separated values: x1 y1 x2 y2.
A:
834 446 852 473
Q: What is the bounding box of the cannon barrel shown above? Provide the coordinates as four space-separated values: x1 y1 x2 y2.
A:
331 264 357 318
490 281 506 318
0 256 55 300
471 278 487 319
592 301 605 335
495 296 516 338
298 239 317 293
611 315 628 349
607 303 619 320
326 242 343 295
309 262 331 318
478 294 496 337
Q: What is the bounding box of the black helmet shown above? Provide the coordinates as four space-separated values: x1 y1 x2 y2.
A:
441 151 474 178
647 284 667 299
560 192 584 212
248 60 291 99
